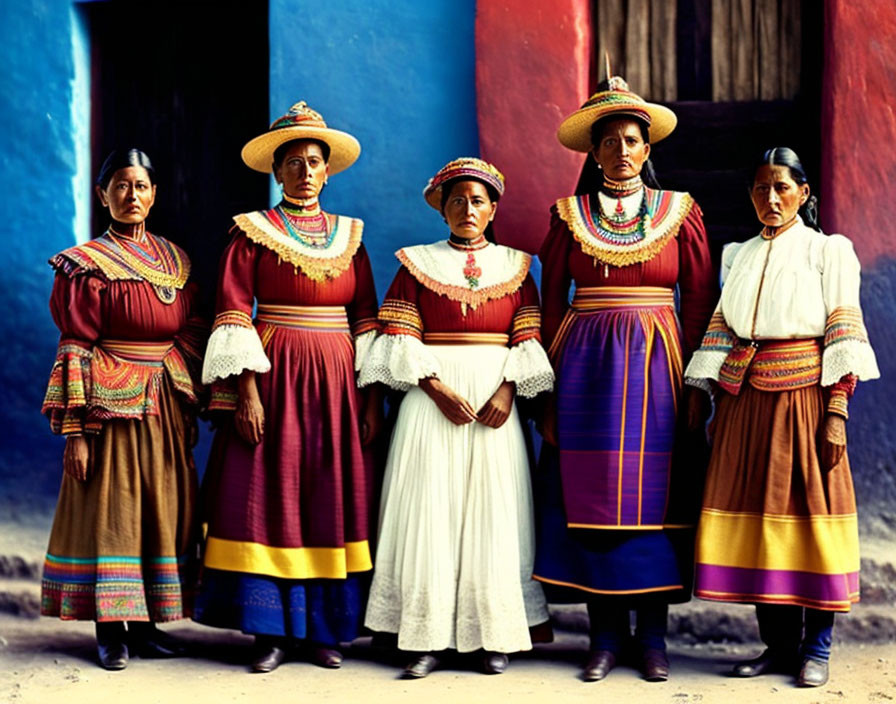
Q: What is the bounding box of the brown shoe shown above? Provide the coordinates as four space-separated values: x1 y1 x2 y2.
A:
797 657 829 687
401 653 439 679
250 642 287 673
583 649 616 682
732 649 798 678
309 644 343 669
482 651 509 675
641 648 670 682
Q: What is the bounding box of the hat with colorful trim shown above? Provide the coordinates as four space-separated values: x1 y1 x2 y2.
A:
241 101 361 175
557 75 678 152
423 157 506 210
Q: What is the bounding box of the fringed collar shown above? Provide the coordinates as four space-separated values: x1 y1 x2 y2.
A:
556 188 694 267
397 240 530 314
232 208 363 282
50 232 190 290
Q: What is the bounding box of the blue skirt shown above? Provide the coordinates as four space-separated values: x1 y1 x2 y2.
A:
533 445 693 602
194 568 366 645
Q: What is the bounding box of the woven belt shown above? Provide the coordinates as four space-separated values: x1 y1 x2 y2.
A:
100 339 174 363
256 304 350 332
423 332 510 346
572 286 675 311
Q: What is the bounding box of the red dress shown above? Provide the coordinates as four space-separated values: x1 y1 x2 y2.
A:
195 207 378 642
40 231 204 622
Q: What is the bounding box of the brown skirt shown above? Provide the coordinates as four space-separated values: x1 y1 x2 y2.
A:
41 376 198 622
694 384 859 611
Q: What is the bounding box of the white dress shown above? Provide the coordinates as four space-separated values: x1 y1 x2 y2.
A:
360 239 553 653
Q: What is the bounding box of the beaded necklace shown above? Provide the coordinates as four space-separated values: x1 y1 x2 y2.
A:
276 200 335 249
590 189 649 244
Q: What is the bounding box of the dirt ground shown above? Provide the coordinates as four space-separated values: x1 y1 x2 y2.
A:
1 616 895 704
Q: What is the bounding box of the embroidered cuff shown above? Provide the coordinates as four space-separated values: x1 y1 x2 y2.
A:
378 299 423 340
510 305 542 346
42 339 93 435
358 333 440 391
822 306 880 385
826 374 857 419
201 324 271 384
502 338 554 398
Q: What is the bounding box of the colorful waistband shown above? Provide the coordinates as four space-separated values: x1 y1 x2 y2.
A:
256 304 350 332
99 339 174 363
572 286 675 311
749 338 822 392
422 332 510 346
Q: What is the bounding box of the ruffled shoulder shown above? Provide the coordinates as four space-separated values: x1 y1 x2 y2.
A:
396 240 530 310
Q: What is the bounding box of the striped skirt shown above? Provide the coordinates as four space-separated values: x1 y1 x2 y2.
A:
695 383 859 611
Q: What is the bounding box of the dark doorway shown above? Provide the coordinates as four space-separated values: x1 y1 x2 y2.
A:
85 0 270 314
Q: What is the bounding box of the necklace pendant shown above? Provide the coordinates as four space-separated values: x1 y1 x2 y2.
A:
604 263 609 278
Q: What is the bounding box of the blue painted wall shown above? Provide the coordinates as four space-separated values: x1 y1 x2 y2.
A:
269 0 480 295
0 0 480 514
0 0 84 515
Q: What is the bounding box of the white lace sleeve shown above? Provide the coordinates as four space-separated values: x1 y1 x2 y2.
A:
358 333 441 391
819 235 880 386
201 324 271 384
501 338 554 398
353 329 378 372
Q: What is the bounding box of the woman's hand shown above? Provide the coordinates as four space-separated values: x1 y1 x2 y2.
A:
360 386 383 446
419 376 478 425
478 381 515 429
236 371 264 444
63 435 90 481
820 414 847 471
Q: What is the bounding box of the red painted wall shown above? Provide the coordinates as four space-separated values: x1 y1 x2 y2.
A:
821 0 896 264
475 0 593 254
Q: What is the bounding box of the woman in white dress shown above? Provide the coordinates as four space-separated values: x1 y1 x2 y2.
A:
360 158 554 678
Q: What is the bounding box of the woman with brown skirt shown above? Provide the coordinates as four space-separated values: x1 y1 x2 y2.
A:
685 147 880 688
40 149 205 670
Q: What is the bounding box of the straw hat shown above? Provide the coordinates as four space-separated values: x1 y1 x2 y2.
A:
557 76 678 152
241 101 361 174
423 157 505 210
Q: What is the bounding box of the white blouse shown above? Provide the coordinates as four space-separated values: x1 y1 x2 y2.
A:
686 218 879 387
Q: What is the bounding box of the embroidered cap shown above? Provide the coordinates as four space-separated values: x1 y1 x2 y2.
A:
241 101 361 175
557 76 678 152
423 157 506 210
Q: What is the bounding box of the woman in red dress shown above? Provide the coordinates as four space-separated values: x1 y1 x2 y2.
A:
40 149 204 670
361 158 554 678
195 102 380 673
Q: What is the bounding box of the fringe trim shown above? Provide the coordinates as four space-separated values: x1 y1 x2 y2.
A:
234 211 363 282
556 190 693 268
396 249 530 311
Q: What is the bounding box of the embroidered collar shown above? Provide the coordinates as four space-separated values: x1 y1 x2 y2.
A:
51 232 190 290
556 188 694 267
397 240 530 313
233 208 363 282
448 234 489 251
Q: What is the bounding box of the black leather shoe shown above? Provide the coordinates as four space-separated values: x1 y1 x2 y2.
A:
482 651 508 675
732 649 798 678
129 622 188 658
308 644 343 669
797 657 829 687
583 649 616 682
401 653 439 679
641 648 670 682
96 622 129 671
250 640 288 673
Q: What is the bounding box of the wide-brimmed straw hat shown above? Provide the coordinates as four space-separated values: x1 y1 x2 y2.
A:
423 157 505 210
557 76 677 152
241 101 361 175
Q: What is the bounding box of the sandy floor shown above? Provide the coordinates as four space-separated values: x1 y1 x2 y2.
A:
2 616 894 704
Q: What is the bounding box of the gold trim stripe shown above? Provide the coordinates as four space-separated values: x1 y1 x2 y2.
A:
203 537 372 579
423 332 509 346
697 509 860 575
